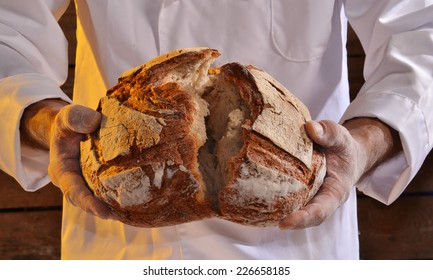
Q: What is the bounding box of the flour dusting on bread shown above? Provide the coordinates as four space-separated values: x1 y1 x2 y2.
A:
80 48 325 227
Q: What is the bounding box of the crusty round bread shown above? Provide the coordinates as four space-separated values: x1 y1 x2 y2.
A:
80 48 326 227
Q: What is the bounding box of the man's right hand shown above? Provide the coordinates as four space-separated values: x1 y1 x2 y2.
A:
21 99 115 219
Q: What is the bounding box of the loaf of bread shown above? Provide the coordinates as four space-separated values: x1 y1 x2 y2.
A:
80 48 326 227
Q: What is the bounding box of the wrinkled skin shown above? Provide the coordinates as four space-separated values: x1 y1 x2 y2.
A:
279 119 401 229
47 104 115 219
20 100 115 220
21 100 400 228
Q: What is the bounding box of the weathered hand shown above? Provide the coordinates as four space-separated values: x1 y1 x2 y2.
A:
48 104 115 219
279 120 360 229
279 118 401 229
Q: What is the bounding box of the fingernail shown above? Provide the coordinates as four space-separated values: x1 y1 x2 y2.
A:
69 106 101 133
311 121 323 137
82 110 101 130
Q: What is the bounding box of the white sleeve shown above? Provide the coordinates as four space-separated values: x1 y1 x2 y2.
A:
0 0 72 191
342 0 433 204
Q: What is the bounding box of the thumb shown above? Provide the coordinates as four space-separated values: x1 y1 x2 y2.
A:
305 121 324 141
58 104 101 134
305 120 351 151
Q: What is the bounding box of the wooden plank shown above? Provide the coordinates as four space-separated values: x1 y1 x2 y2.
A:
59 1 77 65
0 170 62 209
347 25 365 57
59 1 76 99
60 66 75 99
347 56 365 100
358 195 433 260
0 210 62 260
346 25 365 101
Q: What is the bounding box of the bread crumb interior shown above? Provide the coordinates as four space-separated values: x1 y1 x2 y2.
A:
158 60 250 212
199 75 250 211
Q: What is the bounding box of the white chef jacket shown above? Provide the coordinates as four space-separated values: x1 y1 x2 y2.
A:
1 0 433 260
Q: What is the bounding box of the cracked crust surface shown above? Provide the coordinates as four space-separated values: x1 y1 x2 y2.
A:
80 48 326 227
80 48 219 227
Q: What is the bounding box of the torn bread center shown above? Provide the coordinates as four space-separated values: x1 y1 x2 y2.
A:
158 57 250 212
141 54 248 212
196 70 250 211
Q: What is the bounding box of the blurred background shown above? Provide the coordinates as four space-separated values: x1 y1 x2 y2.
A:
1 2 433 260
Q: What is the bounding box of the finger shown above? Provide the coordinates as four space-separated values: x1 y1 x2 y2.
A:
50 157 116 220
57 104 101 134
279 177 346 230
305 120 352 152
49 105 112 220
59 171 115 220
278 204 326 230
305 120 324 141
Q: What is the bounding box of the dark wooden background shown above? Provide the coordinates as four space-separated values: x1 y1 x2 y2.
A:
1 2 433 260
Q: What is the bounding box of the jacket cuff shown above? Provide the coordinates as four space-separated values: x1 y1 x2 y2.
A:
341 91 429 204
0 73 72 191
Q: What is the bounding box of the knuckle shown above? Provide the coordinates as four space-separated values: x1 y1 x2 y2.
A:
67 105 100 134
312 207 328 225
65 106 83 131
319 121 340 144
63 190 76 207
54 105 74 133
